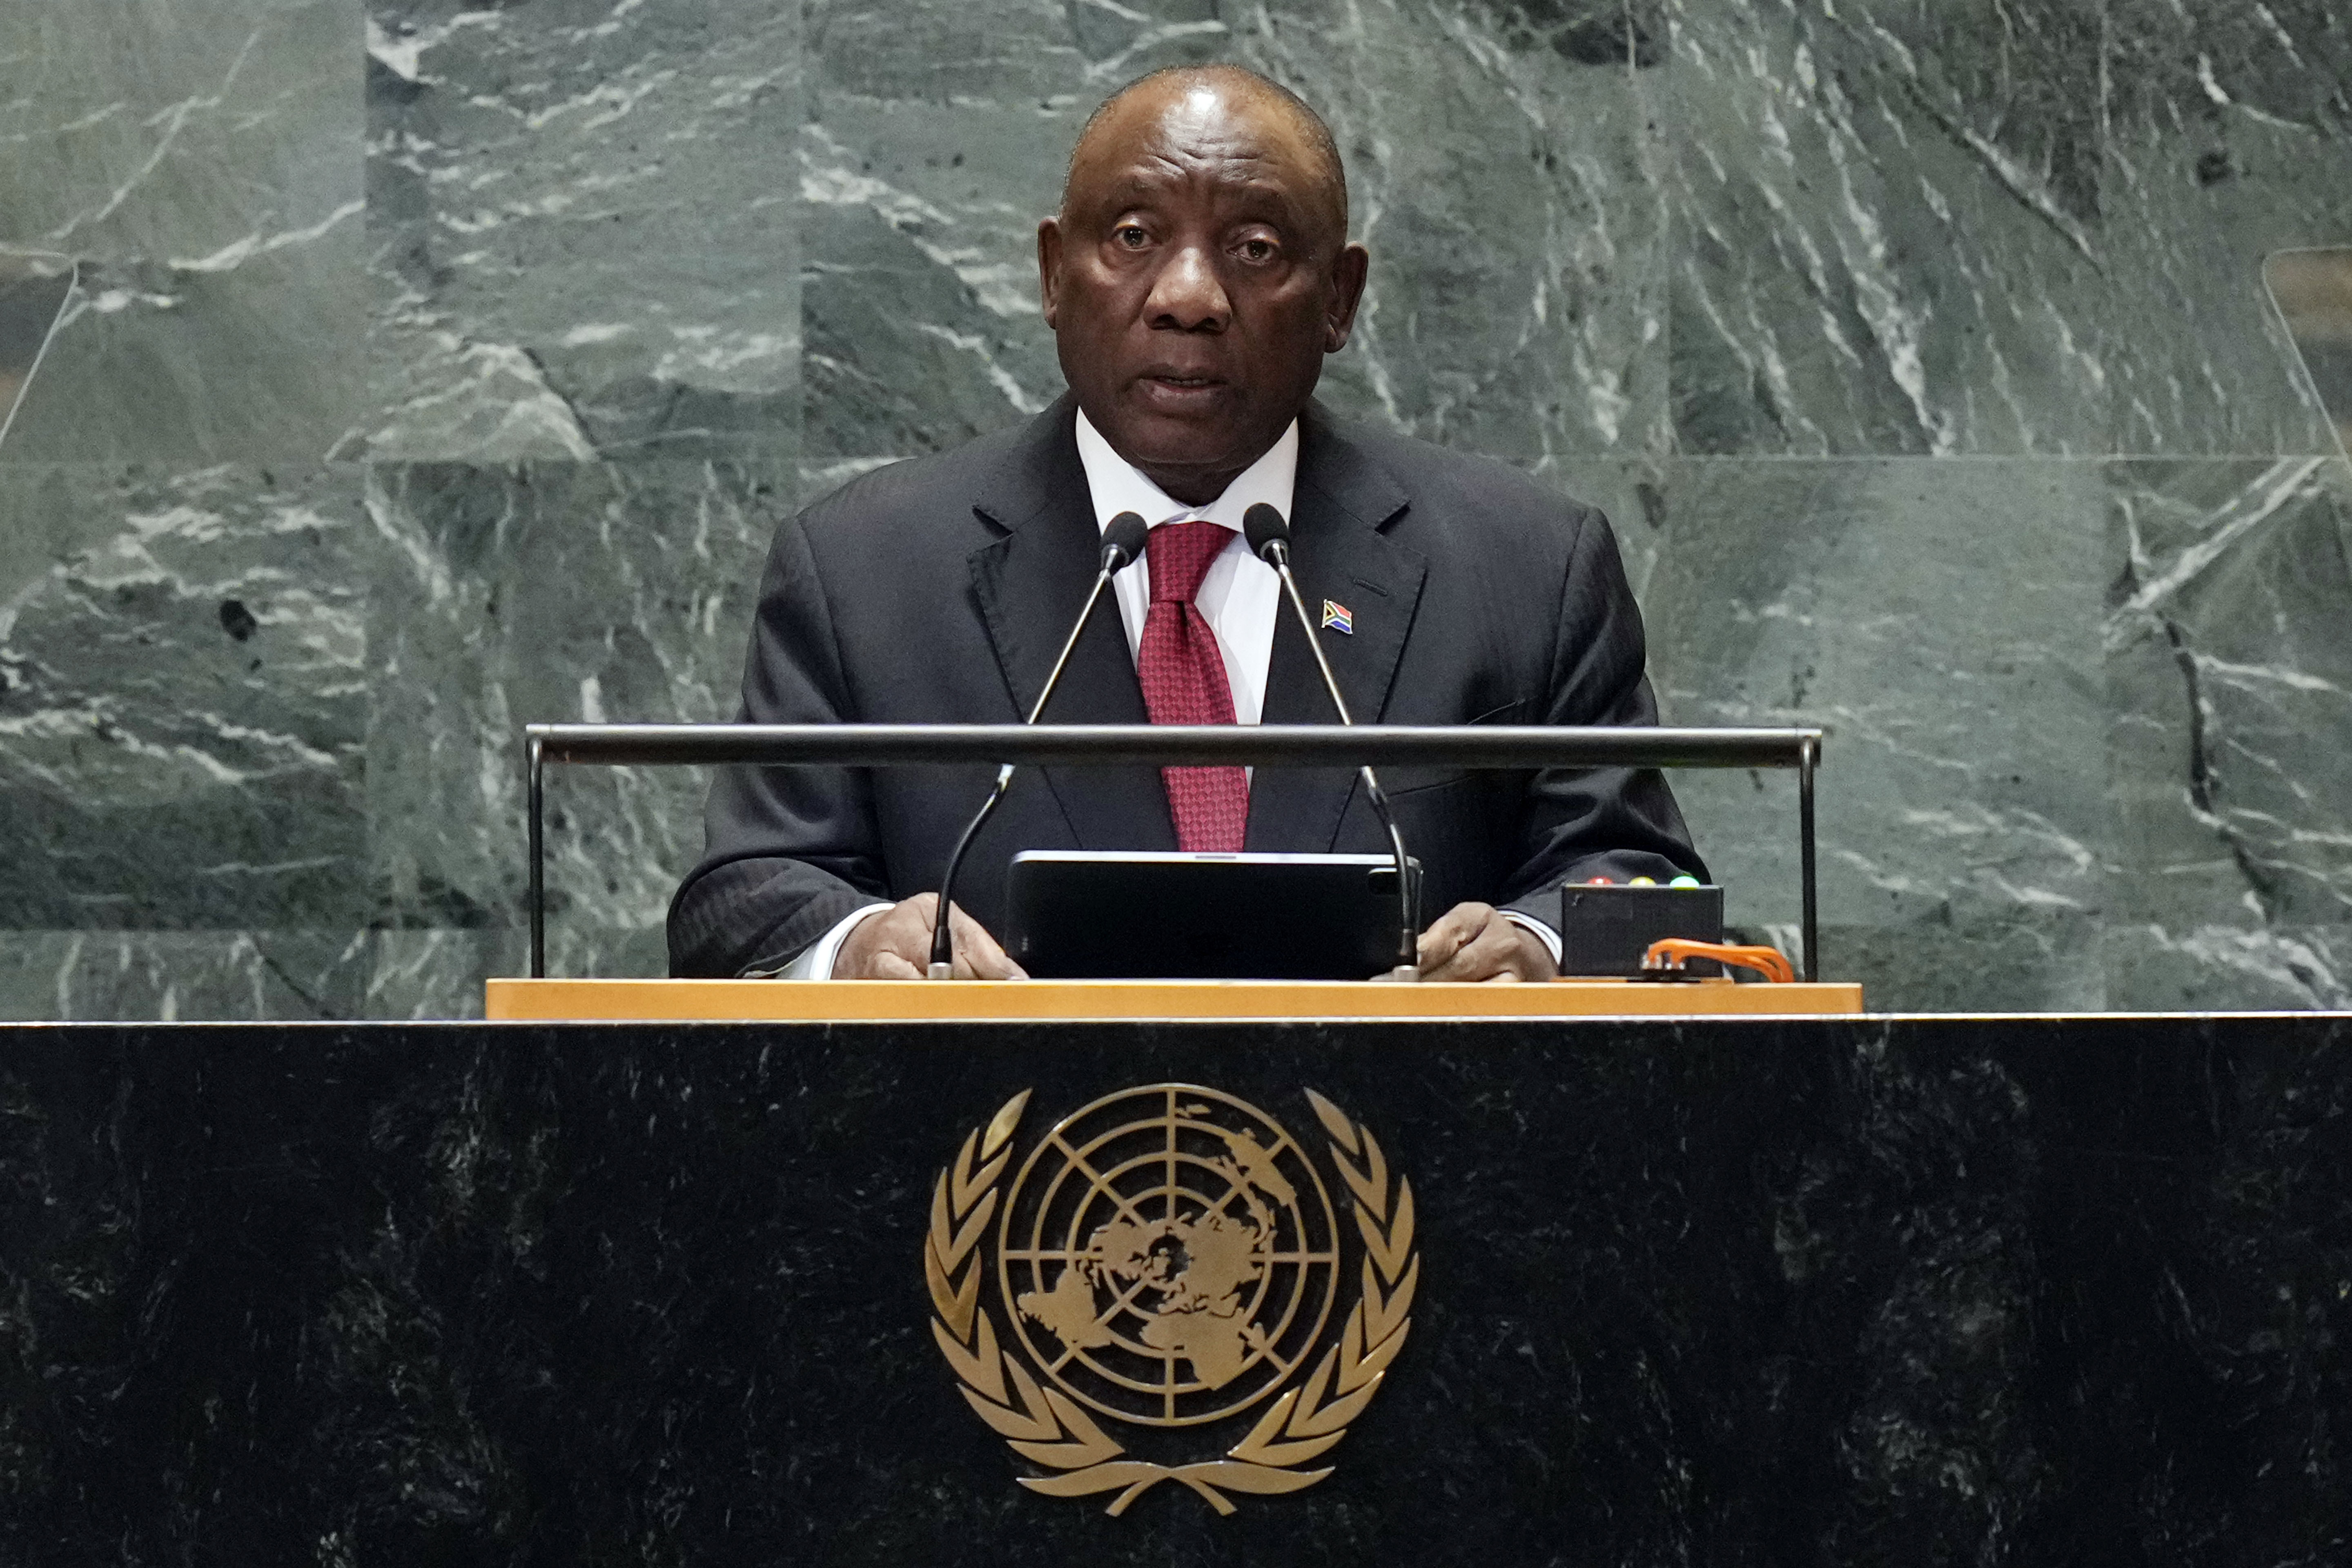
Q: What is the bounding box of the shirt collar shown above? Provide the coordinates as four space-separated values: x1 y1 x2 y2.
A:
1073 408 1299 536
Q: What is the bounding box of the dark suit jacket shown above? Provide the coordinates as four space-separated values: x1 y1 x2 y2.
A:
668 393 1705 977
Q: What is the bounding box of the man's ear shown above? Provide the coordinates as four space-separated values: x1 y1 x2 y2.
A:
1323 242 1370 353
1037 216 1063 330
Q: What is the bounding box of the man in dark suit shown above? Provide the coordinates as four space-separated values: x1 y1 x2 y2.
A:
669 64 1703 982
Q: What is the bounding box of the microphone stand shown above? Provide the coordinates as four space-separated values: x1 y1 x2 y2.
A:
1244 505 1421 980
928 513 1149 978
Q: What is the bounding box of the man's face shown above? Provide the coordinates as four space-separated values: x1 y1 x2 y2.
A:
1039 81 1369 504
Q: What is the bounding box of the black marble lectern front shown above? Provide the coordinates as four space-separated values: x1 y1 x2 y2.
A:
2 1015 2346 1564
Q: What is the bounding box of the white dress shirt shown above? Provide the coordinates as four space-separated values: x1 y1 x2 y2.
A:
784 411 1560 977
1077 407 1290 726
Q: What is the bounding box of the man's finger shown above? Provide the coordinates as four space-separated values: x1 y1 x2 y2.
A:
1414 906 1477 970
870 949 924 980
1427 913 1532 982
1417 922 1497 980
893 893 970 978
836 893 943 978
948 903 1027 981
1419 903 1507 977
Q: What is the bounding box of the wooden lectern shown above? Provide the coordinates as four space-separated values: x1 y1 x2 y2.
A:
487 976 1862 1021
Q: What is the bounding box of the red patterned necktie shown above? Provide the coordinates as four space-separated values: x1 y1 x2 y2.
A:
1137 520 1249 852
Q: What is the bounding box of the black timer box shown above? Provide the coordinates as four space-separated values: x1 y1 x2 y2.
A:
1556 882 1725 976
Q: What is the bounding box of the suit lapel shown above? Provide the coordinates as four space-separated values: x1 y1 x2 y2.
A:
969 396 1177 851
1245 403 1427 853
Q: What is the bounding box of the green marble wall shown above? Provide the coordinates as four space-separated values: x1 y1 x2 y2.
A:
1 0 2346 1017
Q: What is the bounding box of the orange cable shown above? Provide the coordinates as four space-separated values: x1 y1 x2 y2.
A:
1640 938 1796 985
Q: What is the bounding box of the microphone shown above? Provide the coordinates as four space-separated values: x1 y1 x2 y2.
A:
928 511 1152 978
1243 503 1421 979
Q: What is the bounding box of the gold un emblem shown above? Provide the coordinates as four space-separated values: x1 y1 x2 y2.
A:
924 1083 1419 1515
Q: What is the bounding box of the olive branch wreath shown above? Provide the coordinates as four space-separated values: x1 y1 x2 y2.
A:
924 1087 1417 1517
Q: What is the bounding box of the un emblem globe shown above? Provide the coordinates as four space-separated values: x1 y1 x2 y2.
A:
997 1084 1341 1427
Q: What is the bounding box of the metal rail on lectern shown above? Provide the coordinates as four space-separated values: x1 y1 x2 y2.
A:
522 723 1826 982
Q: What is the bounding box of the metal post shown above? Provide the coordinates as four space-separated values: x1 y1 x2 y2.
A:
528 734 546 979
519 724 1826 981
1798 733 1818 984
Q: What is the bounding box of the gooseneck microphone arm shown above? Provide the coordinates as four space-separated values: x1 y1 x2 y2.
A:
1243 503 1421 978
927 512 1152 979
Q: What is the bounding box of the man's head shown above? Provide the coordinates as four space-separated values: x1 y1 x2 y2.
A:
1039 65 1369 506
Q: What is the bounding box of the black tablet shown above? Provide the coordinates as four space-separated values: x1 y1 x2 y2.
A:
1002 851 1421 980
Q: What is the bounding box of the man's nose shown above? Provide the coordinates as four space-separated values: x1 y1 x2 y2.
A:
1143 243 1231 332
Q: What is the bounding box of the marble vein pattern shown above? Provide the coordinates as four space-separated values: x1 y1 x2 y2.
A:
2105 457 2352 1009
0 463 371 931
0 929 372 1022
2101 0 2352 455
363 457 785 994
2269 249 2352 458
1643 459 2107 1009
1664 0 2350 457
363 0 802 461
1664 0 2113 455
0 0 364 464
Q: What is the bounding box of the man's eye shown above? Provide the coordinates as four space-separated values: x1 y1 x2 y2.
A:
1115 226 1149 248
1238 238 1276 262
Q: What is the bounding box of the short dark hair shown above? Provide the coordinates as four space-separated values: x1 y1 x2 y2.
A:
1062 63 1348 234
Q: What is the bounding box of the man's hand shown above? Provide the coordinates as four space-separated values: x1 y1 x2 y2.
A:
1413 902 1558 983
833 893 1027 980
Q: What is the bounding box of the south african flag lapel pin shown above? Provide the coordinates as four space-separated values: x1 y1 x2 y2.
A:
1321 599 1353 635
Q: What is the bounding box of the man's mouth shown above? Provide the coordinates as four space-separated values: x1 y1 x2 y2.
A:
1136 371 1228 408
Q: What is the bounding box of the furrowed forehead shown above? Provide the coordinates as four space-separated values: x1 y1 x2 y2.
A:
1061 68 1347 233
1085 142 1306 217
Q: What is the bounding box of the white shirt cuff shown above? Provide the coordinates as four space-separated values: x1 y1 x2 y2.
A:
1501 910 1564 971
777 902 893 979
